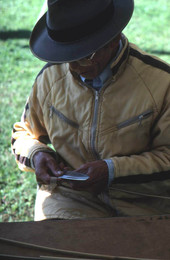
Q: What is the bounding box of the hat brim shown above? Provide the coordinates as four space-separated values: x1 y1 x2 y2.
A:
30 0 134 63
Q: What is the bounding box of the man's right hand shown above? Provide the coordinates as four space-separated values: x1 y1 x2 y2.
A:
33 151 65 185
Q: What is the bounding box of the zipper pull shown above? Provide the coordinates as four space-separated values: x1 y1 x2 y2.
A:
95 91 99 101
49 106 53 118
138 110 153 126
138 115 143 126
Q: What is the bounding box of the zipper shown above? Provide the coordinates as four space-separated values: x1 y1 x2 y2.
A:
50 106 79 129
118 110 153 129
77 80 102 160
90 90 101 160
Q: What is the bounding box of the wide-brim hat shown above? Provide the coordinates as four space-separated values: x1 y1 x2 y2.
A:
30 0 134 63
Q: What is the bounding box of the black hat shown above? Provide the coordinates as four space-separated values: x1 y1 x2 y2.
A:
30 0 134 63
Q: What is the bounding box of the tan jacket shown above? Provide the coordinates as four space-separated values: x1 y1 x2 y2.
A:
12 36 170 181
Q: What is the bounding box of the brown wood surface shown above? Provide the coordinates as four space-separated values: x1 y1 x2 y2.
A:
0 215 170 259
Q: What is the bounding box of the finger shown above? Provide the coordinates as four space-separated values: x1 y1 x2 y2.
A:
75 164 88 173
47 160 64 177
70 173 107 190
59 162 66 170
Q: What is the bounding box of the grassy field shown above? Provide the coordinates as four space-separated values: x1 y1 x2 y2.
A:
0 0 170 222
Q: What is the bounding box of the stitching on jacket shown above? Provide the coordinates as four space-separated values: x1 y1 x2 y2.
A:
97 88 106 152
42 67 69 108
97 95 103 153
127 62 159 113
160 83 170 112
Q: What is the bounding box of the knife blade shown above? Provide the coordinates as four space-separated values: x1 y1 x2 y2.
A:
59 170 89 181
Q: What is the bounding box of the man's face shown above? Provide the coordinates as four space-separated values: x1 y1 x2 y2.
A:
69 34 121 79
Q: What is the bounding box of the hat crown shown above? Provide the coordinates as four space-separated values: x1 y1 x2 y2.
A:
47 0 113 31
30 0 134 62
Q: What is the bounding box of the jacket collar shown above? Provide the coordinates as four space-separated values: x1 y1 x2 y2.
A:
110 34 129 79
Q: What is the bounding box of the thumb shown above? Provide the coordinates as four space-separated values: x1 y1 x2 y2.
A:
47 160 64 177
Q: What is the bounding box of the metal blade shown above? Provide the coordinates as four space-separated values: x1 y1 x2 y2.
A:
60 170 89 181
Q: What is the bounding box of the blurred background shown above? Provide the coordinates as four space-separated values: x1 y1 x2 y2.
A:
0 0 170 222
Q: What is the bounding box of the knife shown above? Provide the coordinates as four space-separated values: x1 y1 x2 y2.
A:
52 170 89 181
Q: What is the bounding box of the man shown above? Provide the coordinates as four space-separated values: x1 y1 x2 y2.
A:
12 0 170 221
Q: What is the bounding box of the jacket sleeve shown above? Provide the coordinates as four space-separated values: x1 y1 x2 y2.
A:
111 84 170 181
11 80 56 172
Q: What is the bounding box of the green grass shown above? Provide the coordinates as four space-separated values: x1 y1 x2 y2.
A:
124 0 170 62
0 0 170 222
0 0 45 222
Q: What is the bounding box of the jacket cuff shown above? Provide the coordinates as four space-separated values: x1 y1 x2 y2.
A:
103 159 114 186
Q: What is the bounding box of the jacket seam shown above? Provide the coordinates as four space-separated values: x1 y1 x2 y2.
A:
41 71 68 108
127 62 159 113
97 89 106 153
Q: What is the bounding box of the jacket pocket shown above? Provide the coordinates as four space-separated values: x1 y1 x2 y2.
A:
117 110 153 130
50 106 79 129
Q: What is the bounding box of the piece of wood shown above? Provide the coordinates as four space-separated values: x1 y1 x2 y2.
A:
0 215 170 259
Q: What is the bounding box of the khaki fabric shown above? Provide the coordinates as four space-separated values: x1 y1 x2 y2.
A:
34 185 113 221
109 180 170 216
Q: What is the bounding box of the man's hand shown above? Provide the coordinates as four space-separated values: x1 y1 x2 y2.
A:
33 151 65 185
70 160 108 195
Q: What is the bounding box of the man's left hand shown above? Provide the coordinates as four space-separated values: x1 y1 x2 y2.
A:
70 160 108 195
